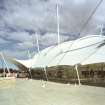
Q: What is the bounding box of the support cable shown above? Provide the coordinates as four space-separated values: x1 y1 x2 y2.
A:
0 52 10 76
79 0 104 35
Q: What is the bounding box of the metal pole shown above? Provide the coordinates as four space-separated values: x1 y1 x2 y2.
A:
0 52 10 75
35 32 48 86
100 24 103 35
75 64 81 85
2 60 6 77
41 66 48 88
56 0 60 45
44 66 48 82
35 32 40 53
28 67 32 79
28 50 32 79
1 59 5 77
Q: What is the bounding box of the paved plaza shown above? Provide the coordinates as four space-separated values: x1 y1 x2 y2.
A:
0 79 105 105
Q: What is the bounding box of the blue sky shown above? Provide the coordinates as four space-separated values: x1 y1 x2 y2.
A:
0 0 105 68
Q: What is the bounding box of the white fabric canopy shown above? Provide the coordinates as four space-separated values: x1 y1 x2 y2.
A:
1 35 105 69
32 35 105 67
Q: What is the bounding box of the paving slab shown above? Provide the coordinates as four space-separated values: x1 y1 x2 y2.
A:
0 79 105 105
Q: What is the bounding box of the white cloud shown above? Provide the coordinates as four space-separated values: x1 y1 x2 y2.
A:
37 32 69 47
7 31 33 42
0 38 9 44
73 0 86 5
2 0 105 34
16 41 33 50
3 49 28 59
0 0 105 61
